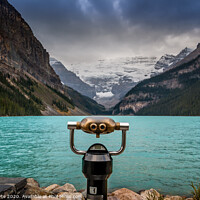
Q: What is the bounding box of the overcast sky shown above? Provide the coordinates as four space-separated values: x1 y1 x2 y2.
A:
9 0 200 65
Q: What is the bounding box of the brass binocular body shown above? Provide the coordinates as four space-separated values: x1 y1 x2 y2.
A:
67 117 129 156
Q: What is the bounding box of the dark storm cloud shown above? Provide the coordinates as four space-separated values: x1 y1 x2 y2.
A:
87 0 115 16
9 0 87 33
10 0 81 20
119 0 200 32
8 0 200 64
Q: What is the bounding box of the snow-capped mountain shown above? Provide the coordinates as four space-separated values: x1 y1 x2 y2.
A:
154 54 176 70
175 47 193 62
154 47 193 72
50 58 96 98
112 44 199 116
50 47 192 108
67 57 159 107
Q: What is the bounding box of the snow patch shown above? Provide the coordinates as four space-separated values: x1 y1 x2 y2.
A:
67 56 158 95
96 92 114 98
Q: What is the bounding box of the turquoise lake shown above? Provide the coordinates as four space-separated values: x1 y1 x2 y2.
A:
0 116 200 196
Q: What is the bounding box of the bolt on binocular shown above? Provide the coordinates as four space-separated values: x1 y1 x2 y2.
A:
67 117 129 200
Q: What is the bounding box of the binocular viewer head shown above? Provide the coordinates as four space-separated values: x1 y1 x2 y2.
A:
68 117 129 138
68 116 129 156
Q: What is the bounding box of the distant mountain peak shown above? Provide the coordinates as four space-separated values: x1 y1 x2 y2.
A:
176 47 192 58
154 54 175 70
154 47 193 71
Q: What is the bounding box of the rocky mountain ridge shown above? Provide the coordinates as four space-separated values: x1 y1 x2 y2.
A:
0 0 61 89
50 58 96 99
154 47 192 71
112 43 200 115
154 54 176 70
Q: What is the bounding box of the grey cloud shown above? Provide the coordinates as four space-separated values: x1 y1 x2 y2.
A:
8 0 200 64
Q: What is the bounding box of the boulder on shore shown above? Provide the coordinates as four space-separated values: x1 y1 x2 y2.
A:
164 196 184 200
0 177 191 200
25 181 82 200
140 188 161 200
51 183 77 194
24 184 52 196
26 178 40 187
111 188 143 200
45 184 60 192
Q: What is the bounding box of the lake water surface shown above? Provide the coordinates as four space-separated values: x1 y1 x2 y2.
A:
0 116 200 196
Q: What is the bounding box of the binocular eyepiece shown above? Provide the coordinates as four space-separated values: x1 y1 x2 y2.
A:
89 122 107 133
68 117 129 138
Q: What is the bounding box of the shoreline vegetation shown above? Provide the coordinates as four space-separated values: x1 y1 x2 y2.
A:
1 178 199 200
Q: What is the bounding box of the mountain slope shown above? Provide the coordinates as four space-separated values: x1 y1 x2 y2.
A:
50 58 96 99
0 0 60 89
64 86 108 115
137 80 200 116
0 64 78 116
113 44 200 115
0 63 106 116
0 0 105 116
0 70 41 116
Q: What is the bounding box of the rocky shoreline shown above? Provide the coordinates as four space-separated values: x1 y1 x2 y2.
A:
0 178 193 200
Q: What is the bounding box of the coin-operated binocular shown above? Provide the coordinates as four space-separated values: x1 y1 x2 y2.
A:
67 117 129 200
